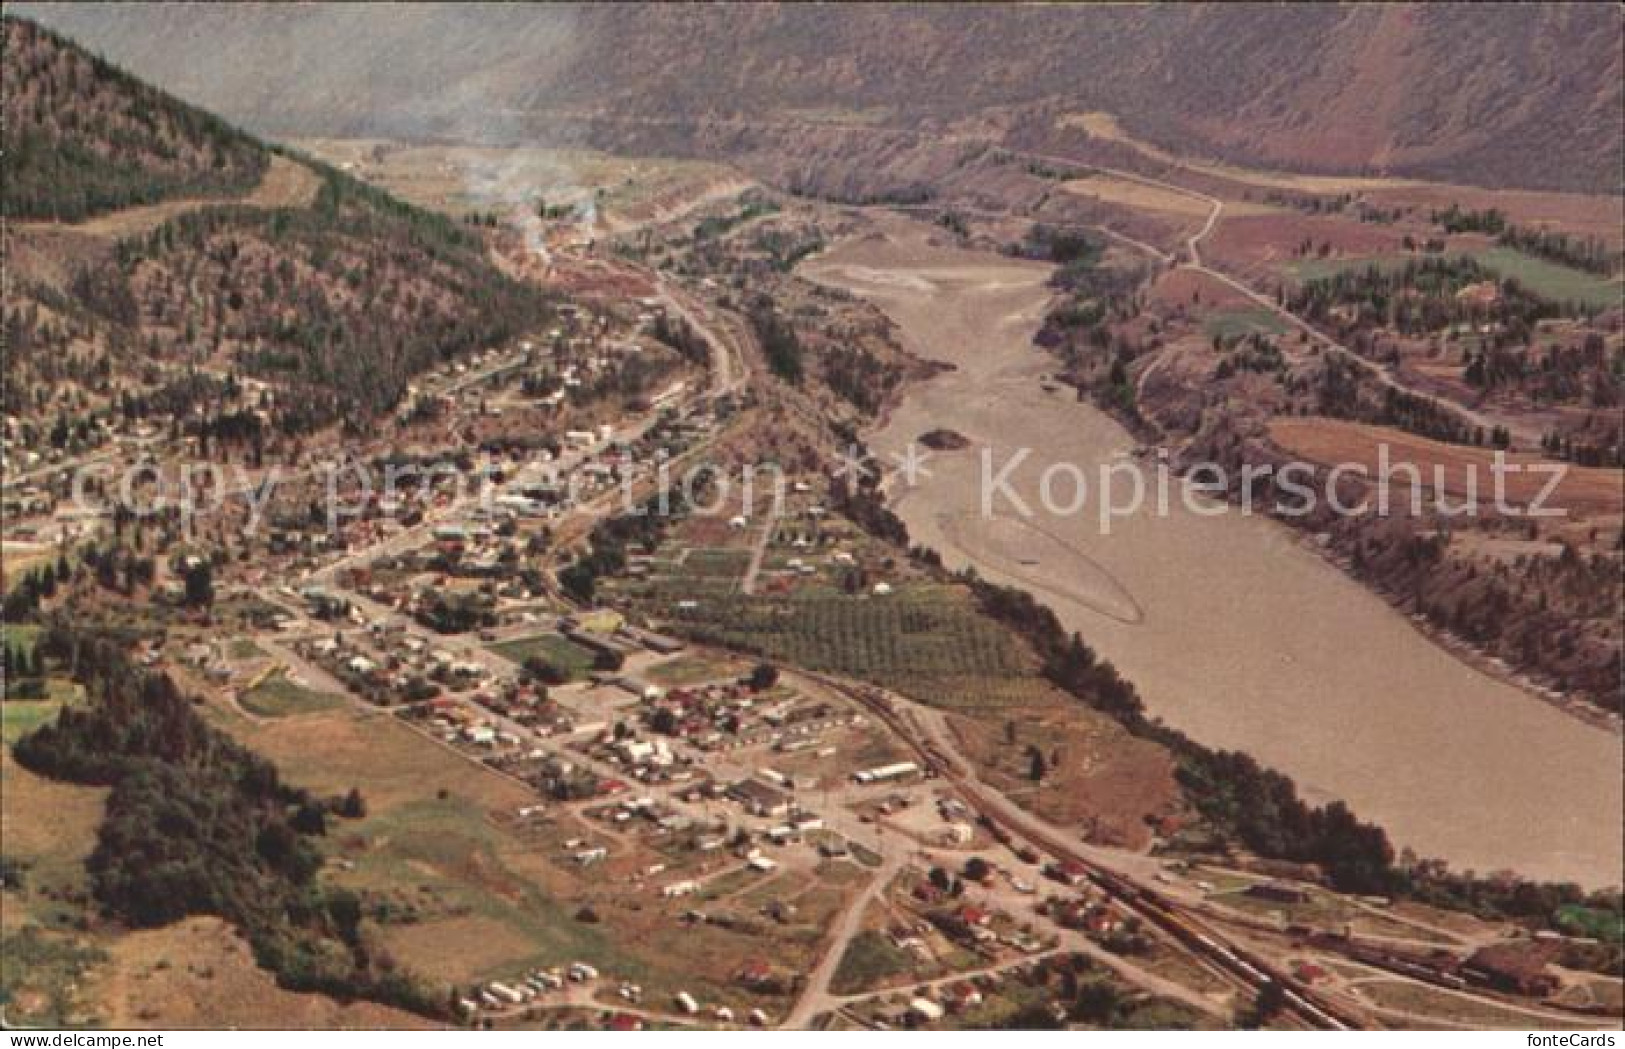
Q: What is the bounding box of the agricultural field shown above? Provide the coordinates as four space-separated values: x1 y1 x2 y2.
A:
1207 211 1407 276
1061 174 1230 221
651 586 1028 681
1281 254 1417 282
1469 247 1621 311
1267 418 1624 514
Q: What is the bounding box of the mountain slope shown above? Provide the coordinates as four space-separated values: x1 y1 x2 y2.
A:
14 2 1623 192
3 15 551 432
2 16 268 221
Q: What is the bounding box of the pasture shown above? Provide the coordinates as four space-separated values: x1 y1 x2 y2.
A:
489 633 599 678
239 669 346 718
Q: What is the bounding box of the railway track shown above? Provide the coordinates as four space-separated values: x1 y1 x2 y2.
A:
809 671 1371 1030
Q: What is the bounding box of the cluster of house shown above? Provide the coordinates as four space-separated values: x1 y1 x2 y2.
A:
408 693 566 760
865 976 997 1028
2 402 167 501
907 878 1048 958
295 619 492 704
413 300 643 413
587 792 696 842
639 678 863 755
861 953 1101 1029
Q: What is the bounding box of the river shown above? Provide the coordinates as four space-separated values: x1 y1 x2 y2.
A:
803 214 1622 888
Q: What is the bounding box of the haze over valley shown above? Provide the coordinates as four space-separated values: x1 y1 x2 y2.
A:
3 3 1621 1035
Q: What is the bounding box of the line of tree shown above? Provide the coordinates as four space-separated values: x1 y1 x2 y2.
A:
1431 205 1621 276
746 295 805 384
1289 255 1562 336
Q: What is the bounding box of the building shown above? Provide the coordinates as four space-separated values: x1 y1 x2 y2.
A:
728 777 792 817
1462 945 1560 997
908 998 945 1024
1246 881 1312 905
852 761 920 785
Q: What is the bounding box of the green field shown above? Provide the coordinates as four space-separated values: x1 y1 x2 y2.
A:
1471 247 1621 311
489 633 598 677
888 672 1066 713
1202 306 1289 339
644 653 741 688
2 699 61 744
829 929 915 996
1 623 42 652
1281 255 1412 282
239 670 345 717
1282 248 1621 311
228 637 267 660
0 928 107 1029
681 548 754 576
334 794 658 985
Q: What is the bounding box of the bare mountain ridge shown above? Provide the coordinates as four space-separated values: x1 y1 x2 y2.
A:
17 2 1623 193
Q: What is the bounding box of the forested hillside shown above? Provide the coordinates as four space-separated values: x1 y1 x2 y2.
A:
3 15 553 431
76 167 550 427
2 16 267 221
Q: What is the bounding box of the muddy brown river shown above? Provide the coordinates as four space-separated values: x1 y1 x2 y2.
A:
805 215 1622 887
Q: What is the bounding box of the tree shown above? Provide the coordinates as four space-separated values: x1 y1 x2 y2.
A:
649 707 680 736
338 787 367 819
523 656 568 686
748 663 780 691
1027 745 1047 783
1071 977 1122 1025
1241 980 1287 1028
291 802 328 836
182 558 214 608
